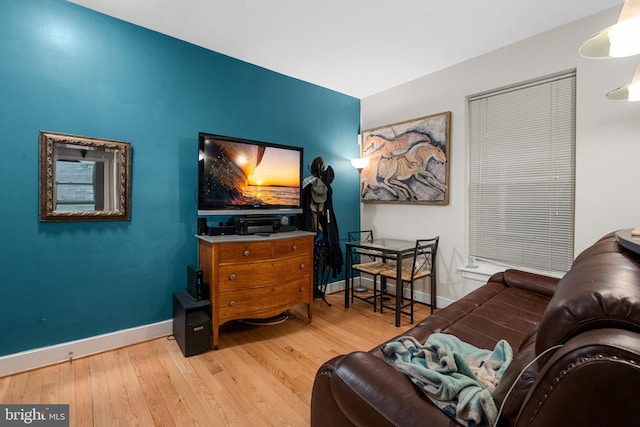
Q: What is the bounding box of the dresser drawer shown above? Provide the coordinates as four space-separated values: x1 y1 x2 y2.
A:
218 279 310 320
274 237 312 258
218 241 273 263
218 255 311 290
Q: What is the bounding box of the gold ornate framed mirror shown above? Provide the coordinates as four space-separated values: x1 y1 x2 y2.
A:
39 131 131 222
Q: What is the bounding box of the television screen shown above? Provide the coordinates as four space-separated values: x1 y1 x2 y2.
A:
198 132 303 216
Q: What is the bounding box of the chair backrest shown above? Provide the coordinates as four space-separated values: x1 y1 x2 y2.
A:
348 230 373 243
410 237 439 282
348 230 378 262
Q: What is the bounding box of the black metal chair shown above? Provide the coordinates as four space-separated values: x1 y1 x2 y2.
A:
379 236 439 323
348 230 392 311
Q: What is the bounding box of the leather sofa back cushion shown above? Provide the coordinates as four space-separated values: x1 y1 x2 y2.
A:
502 269 558 298
536 234 640 355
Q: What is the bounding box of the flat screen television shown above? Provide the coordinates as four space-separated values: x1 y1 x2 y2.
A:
198 132 304 216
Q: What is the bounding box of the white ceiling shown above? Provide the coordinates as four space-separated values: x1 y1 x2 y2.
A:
69 0 622 98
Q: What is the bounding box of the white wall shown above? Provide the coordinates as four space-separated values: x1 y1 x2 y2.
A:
360 6 640 303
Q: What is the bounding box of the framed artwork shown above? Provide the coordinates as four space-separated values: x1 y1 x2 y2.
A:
360 111 451 205
39 131 131 221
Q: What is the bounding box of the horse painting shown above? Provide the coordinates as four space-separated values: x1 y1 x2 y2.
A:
359 112 451 204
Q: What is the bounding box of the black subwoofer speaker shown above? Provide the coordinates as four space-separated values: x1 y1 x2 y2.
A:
172 291 211 357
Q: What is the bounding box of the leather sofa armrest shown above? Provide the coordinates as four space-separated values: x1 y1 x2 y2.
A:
515 329 640 427
312 351 458 427
501 269 559 298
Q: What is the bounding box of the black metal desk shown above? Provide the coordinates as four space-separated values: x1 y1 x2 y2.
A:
345 238 416 327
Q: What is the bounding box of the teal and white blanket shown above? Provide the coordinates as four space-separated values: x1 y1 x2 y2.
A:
381 333 513 427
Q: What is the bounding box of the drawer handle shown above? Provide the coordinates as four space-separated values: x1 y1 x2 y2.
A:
291 244 297 251
300 286 305 292
299 263 305 269
243 250 250 257
229 273 236 280
229 300 235 306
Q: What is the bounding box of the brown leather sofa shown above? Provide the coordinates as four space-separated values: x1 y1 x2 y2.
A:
311 231 640 426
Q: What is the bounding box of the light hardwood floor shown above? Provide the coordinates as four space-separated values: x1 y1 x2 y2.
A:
0 291 433 426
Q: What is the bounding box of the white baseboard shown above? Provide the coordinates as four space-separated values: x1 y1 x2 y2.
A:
1 280 453 378
325 279 345 294
0 320 172 377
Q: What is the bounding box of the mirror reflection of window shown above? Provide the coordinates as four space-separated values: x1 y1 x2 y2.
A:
55 160 97 211
53 144 119 212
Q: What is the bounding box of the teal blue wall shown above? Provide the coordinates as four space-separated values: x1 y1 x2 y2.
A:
0 0 360 356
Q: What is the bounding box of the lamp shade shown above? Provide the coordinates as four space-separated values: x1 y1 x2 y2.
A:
579 0 640 58
350 157 369 170
606 64 640 100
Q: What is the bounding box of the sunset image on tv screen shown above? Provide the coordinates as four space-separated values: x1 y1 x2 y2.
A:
245 147 300 206
201 135 301 209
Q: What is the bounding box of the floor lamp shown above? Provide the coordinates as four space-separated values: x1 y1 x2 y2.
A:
351 157 370 292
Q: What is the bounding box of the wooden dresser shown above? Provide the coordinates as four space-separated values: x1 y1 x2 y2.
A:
197 231 315 348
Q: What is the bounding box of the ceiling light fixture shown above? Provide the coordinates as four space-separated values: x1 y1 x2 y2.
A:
579 0 640 58
606 64 640 100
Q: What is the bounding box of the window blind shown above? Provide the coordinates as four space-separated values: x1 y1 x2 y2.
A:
468 70 576 273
